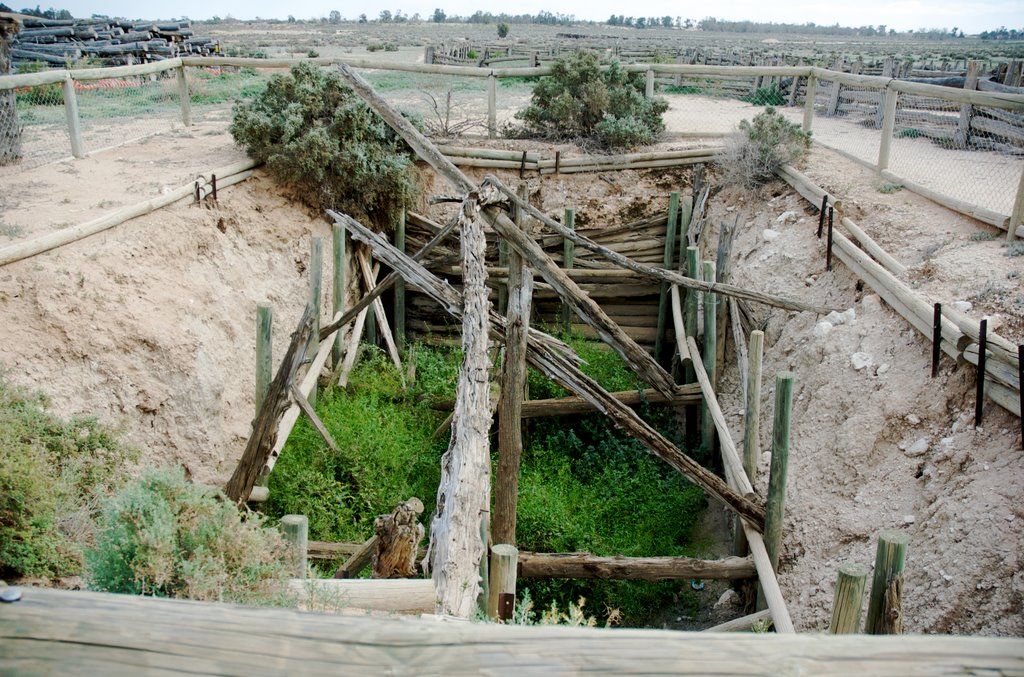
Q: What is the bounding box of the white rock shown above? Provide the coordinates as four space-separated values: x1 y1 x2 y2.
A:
843 308 857 324
713 589 740 609
825 310 846 325
813 321 834 339
877 363 890 376
906 414 921 425
903 515 916 524
953 300 973 312
905 438 929 456
851 352 873 370
776 211 797 224
762 228 780 242
861 294 882 313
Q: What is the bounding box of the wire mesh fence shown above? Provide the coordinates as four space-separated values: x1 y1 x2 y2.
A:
74 71 182 153
807 77 882 167
0 79 71 175
185 65 273 125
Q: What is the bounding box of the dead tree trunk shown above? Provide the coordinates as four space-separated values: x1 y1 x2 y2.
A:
0 17 23 166
373 497 425 579
427 197 494 618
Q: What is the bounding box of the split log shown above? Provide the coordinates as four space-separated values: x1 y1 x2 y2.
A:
289 578 434 615
335 212 765 530
517 552 756 581
374 497 425 579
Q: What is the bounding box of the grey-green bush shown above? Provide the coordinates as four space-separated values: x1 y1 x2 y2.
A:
512 50 668 150
86 467 293 605
229 62 415 228
718 106 811 187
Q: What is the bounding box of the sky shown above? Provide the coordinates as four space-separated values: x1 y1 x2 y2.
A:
42 0 1023 34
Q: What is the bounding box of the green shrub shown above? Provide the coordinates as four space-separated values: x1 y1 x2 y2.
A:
512 50 668 149
717 106 811 187
743 86 786 106
229 62 416 227
86 467 292 605
0 377 136 578
497 22 510 38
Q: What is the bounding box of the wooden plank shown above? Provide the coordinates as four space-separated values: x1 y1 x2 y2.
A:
290 578 434 614
5 588 1021 674
431 386 701 417
517 552 756 581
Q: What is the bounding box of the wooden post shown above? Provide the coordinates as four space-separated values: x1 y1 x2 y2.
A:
825 61 843 116
0 17 22 166
955 60 981 148
683 246 699 369
655 192 680 365
975 318 987 428
176 66 192 127
645 68 655 98
256 303 273 414
560 207 575 334
829 563 869 634
715 217 737 380
493 197 534 546
332 222 346 369
802 74 817 133
931 303 942 378
487 73 497 139
62 74 84 159
1008 163 1024 242
865 530 909 635
700 260 717 456
280 514 309 579
877 85 898 173
307 235 323 407
478 515 490 615
733 329 764 557
678 196 694 266
763 372 794 573
498 239 509 315
394 210 406 354
487 544 519 620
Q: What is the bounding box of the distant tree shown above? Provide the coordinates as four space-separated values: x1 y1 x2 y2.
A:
378 9 392 22
329 10 341 23
0 3 12 11
287 14 295 22
411 12 421 21
635 17 646 28
684 18 693 28
358 13 367 23
394 10 407 23
432 8 446 22
497 22 509 38
877 24 886 35
661 16 673 28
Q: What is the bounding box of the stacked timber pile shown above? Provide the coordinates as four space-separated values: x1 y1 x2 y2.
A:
11 16 218 67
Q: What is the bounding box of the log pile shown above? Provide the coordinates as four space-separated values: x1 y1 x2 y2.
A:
11 16 218 67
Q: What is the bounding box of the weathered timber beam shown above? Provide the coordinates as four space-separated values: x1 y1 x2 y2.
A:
483 175 835 316
336 62 679 400
518 552 755 581
335 212 765 530
703 609 773 632
308 541 361 560
430 386 701 417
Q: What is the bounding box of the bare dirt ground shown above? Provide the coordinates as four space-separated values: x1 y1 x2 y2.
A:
0 116 1021 635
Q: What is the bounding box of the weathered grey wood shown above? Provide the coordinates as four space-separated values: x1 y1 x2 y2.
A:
373 497 425 579
61 74 84 158
255 304 273 414
955 60 982 147
306 236 323 407
485 175 833 316
518 552 755 581
356 249 403 375
830 563 869 634
290 577 434 614
307 541 360 560
435 386 701 418
655 192 680 365
428 197 493 618
338 213 766 530
331 222 346 368
560 207 575 333
176 65 191 127
394 210 406 353
290 384 339 453
715 217 737 380
280 515 308 578
734 327 763 558
1009 163 1024 242
333 535 378 579
493 202 533 546
7 588 1023 675
865 530 909 635
803 74 817 132
877 84 899 172
487 73 496 139
701 260 718 456
703 609 772 632
763 372 794 574
487 544 518 620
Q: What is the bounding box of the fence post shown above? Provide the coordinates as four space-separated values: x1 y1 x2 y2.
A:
700 260 717 457
877 85 898 173
487 544 519 620
645 68 654 98
1008 163 1024 242
280 514 309 578
865 530 909 635
733 329 764 557
62 73 84 158
955 60 982 148
332 222 346 368
256 303 273 414
802 74 816 133
394 209 406 354
487 73 497 139
307 235 323 407
763 371 794 572
829 563 869 634
176 66 192 127
655 191 680 365
560 207 575 333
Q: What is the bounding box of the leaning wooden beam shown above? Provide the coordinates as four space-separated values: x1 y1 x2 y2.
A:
703 610 773 633
337 62 678 400
356 249 404 375
333 535 378 579
483 174 834 316
9 588 1024 673
517 552 756 581
308 541 361 560
427 196 494 619
224 304 314 504
431 386 701 417
0 158 258 268
337 213 765 529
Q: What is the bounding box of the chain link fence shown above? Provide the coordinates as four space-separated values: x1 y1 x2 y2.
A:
0 79 71 174
74 71 182 153
806 76 883 167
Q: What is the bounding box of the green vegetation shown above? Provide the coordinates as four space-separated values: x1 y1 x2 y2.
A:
1006 242 1024 257
968 231 998 241
497 22 510 39
718 106 811 187
264 339 706 625
876 181 904 194
511 50 669 150
0 377 135 578
742 86 786 107
229 63 416 226
87 467 293 605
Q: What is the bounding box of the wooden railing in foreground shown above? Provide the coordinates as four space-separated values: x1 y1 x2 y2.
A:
2 588 1021 675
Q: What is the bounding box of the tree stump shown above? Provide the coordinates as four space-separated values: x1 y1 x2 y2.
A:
373 497 425 579
0 16 23 166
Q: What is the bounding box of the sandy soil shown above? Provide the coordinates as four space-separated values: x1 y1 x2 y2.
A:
0 117 1020 635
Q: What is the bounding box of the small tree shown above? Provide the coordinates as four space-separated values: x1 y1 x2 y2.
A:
497 22 509 38
717 107 811 187
432 8 446 22
512 50 667 149
229 63 416 228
